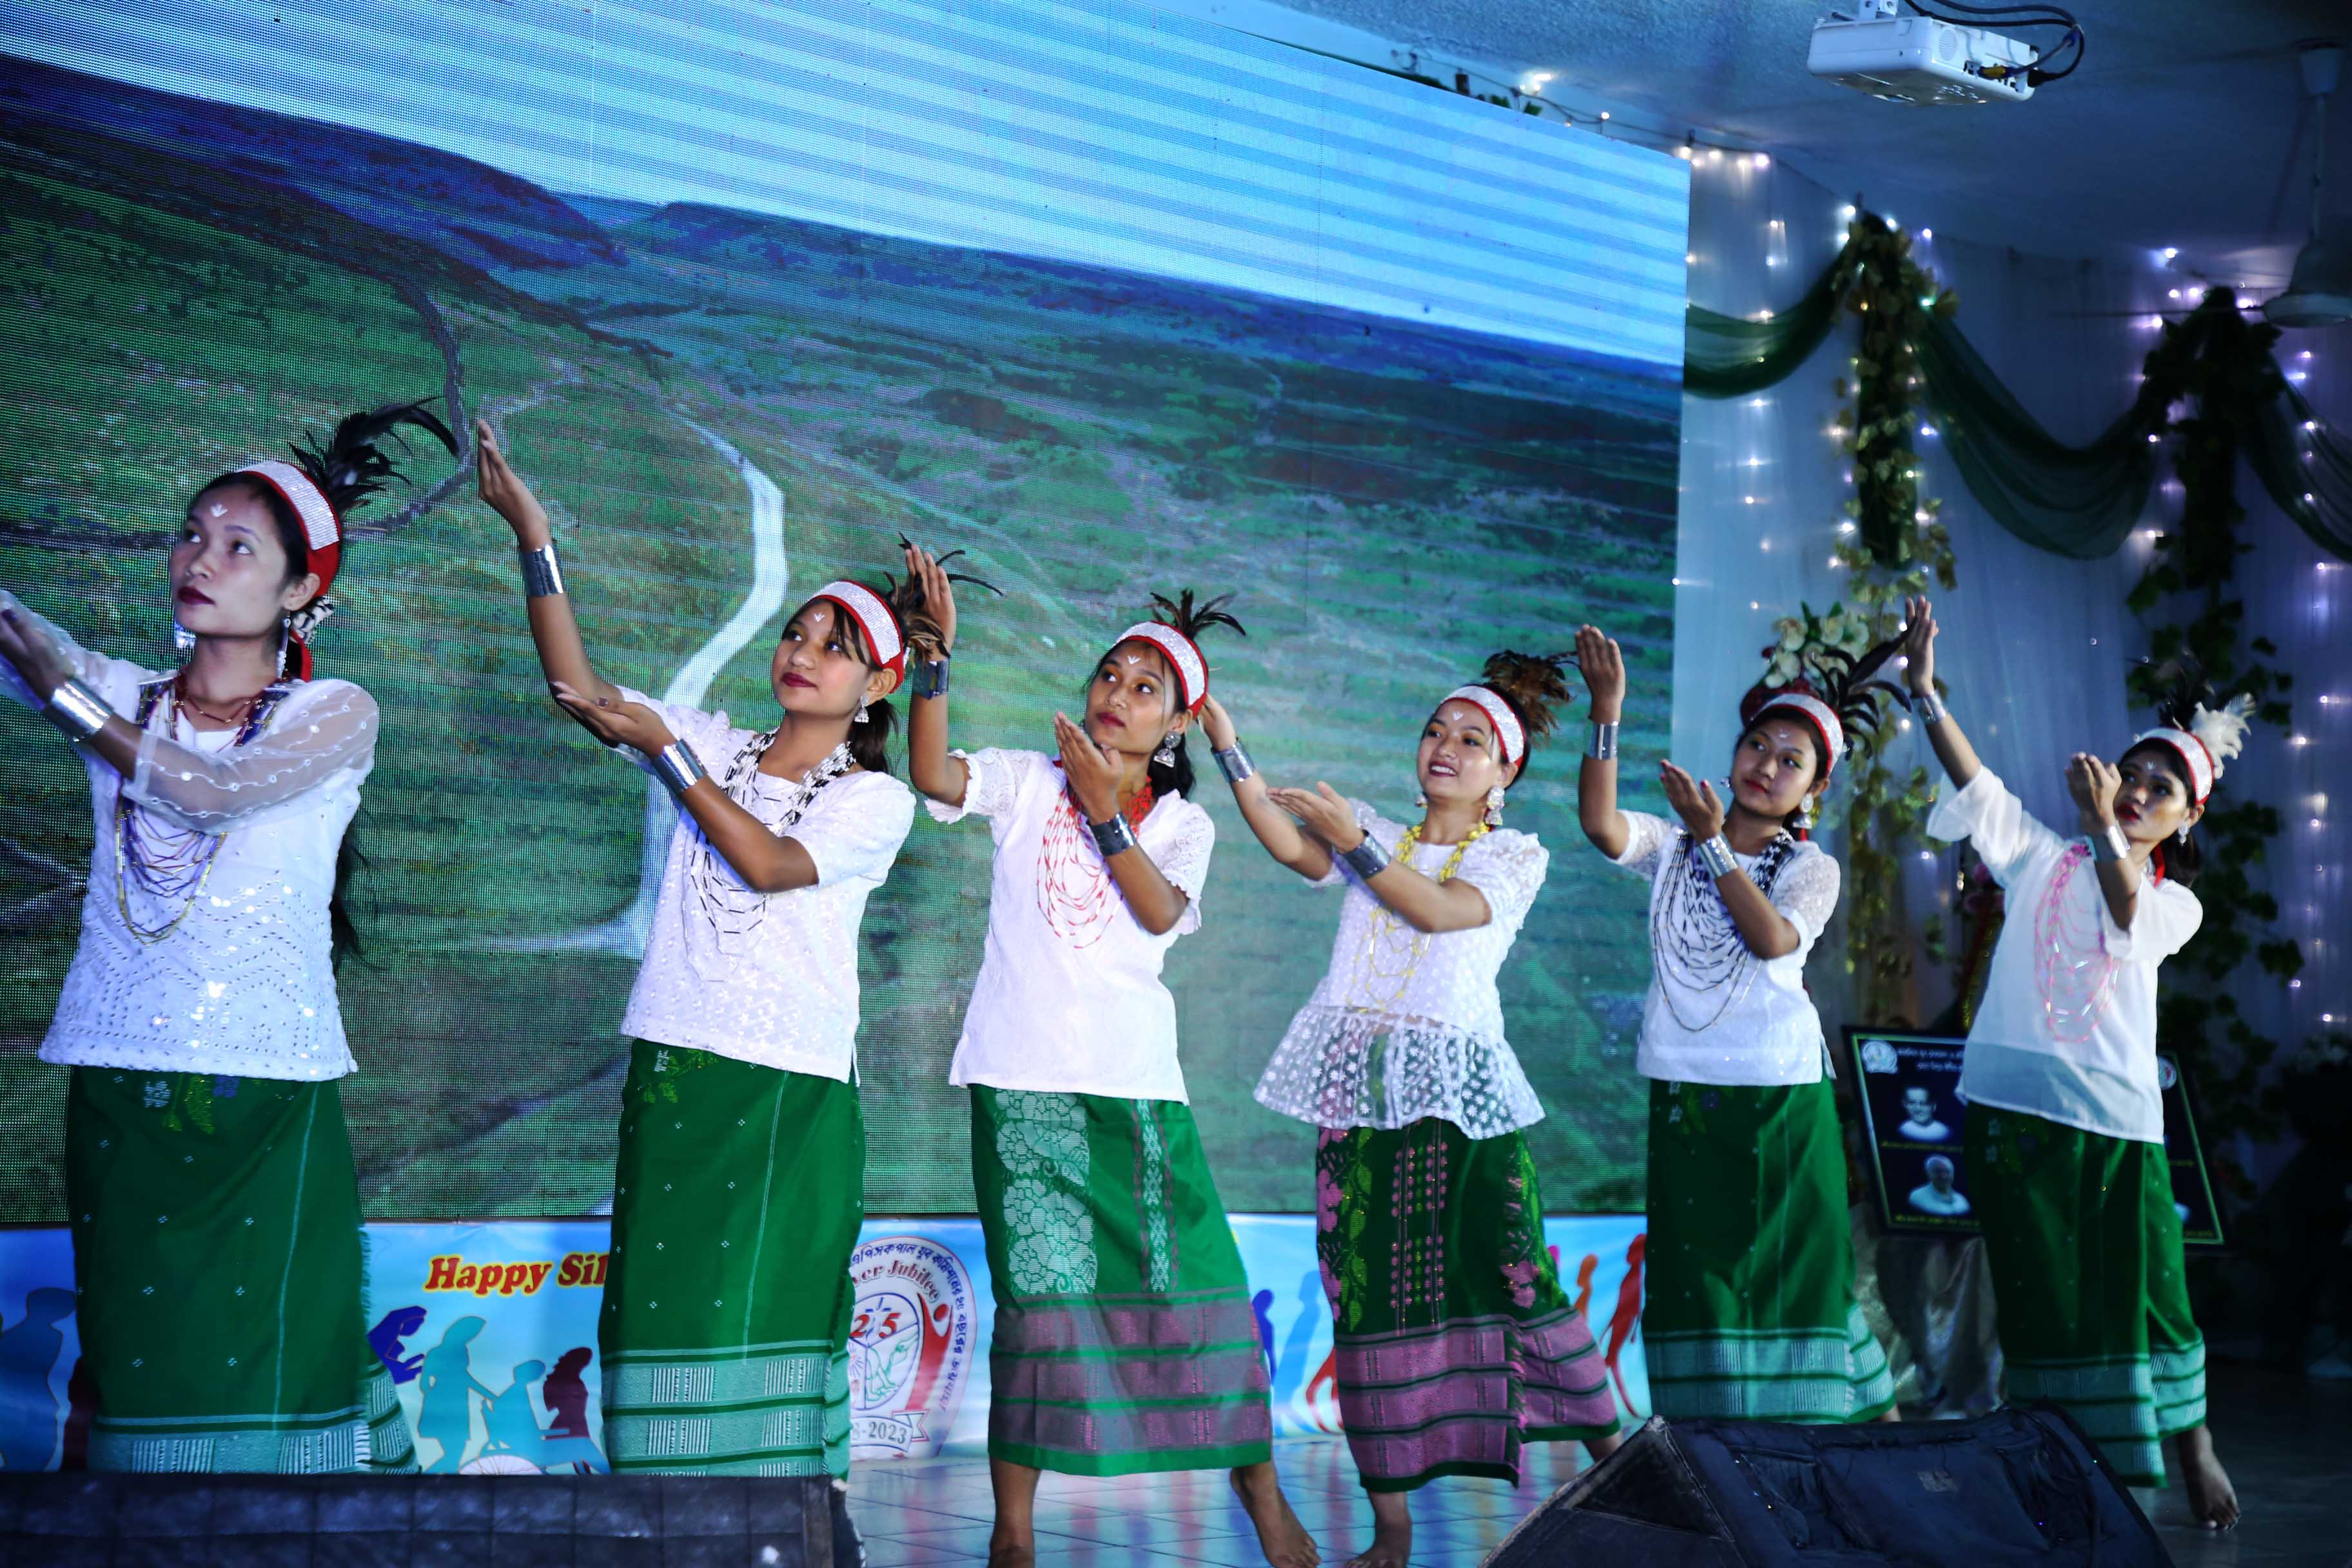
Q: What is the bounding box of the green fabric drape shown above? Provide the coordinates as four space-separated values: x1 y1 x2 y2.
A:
1685 243 2352 565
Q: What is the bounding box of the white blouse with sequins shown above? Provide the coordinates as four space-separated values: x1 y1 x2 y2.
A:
926 747 1213 1104
614 688 916 1081
1253 800 1551 1137
1927 769 2200 1144
0 593 375 1081
1611 810 1843 1088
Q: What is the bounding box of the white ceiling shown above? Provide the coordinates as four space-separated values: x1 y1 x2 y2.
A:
1192 0 2348 289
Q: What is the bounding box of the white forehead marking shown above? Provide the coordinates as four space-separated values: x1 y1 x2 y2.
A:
1123 651 1144 664
208 502 228 517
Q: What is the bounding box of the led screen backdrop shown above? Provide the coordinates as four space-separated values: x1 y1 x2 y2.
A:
0 1 1689 1217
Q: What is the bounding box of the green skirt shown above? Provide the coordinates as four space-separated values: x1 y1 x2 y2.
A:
970 1086 1273 1476
1317 1119 1619 1491
1643 1079 1896 1423
600 1043 863 1477
65 1068 415 1473
1967 1102 2205 1487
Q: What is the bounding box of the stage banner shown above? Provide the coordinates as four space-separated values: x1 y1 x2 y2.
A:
0 1212 1651 1473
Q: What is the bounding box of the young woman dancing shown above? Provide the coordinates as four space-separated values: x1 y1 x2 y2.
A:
901 549 1315 1568
0 400 456 1472
1206 653 1620 1568
1575 622 1897 1427
477 423 926 1499
1904 595 2238 1525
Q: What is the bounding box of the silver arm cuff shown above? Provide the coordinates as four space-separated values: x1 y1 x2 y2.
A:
1213 743 1256 784
1912 689 1946 725
908 657 950 700
1337 835 1391 881
649 738 706 798
2088 821 2132 863
1587 721 1619 761
1694 834 1740 879
1088 812 1138 858
44 678 112 743
519 542 567 598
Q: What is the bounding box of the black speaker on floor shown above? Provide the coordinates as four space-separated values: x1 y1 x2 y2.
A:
1485 1407 2170 1567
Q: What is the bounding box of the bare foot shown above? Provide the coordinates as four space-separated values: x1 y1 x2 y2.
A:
987 1536 1037 1568
2171 1426 2239 1529
1231 1461 1320 1567
1342 1489 1411 1568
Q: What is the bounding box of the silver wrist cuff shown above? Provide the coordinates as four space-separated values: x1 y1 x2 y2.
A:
1912 690 1946 725
908 656 950 700
1337 835 1391 881
519 542 567 598
1588 721 1620 761
44 678 112 743
1088 812 1137 858
2088 822 2131 863
650 738 706 798
1213 743 1255 785
1695 834 1740 879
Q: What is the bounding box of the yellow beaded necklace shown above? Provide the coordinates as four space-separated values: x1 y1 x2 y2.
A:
1346 818 1491 1011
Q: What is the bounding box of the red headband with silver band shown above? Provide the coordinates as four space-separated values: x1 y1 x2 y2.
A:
811 580 906 680
1115 622 1208 711
1753 691 1846 775
234 459 342 596
2133 726 2215 804
1441 685 1525 766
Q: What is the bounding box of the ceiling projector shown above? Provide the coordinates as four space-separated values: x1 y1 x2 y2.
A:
1808 3 2041 106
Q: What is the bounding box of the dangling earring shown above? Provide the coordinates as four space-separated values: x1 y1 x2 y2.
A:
1484 785 1506 827
1799 796 1817 832
1153 734 1178 769
855 699 871 724
1415 789 1428 810
2176 823 2190 843
172 619 197 656
275 614 293 681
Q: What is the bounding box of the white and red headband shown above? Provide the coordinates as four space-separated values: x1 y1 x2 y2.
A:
1115 622 1209 711
1440 685 1527 767
1752 691 1846 776
810 580 906 681
2133 727 2215 805
234 459 342 597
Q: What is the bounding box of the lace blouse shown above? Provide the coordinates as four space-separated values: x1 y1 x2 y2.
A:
1610 810 1843 1087
0 592 375 1080
1253 800 1550 1137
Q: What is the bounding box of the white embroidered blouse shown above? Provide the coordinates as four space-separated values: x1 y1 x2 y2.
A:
1610 810 1844 1086
1253 800 1550 1137
1 592 375 1081
926 747 1213 1104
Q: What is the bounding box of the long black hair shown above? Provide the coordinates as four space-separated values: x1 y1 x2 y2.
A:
1088 590 1246 800
188 398 458 970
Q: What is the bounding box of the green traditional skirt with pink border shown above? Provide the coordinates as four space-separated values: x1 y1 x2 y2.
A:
1316 1117 1620 1491
970 1086 1273 1476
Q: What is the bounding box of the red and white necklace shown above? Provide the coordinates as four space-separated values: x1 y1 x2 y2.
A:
1034 767 1153 948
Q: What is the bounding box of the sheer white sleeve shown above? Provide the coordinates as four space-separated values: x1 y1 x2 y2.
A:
1924 768 2060 888
124 680 379 831
0 589 153 714
1455 830 1549 934
1154 801 1216 937
923 746 1033 825
1769 844 1843 948
1609 810 1674 879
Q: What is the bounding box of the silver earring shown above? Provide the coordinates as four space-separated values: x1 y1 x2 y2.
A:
1153 735 1178 769
172 619 197 655
2177 823 2190 843
1415 789 1428 810
1485 785 1506 826
855 700 871 724
276 614 293 680
1800 798 1816 830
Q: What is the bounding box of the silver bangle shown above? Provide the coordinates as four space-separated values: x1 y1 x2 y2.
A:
908 657 950 700
649 738 706 798
1337 835 1391 881
2088 822 2131 863
1088 812 1137 858
519 542 567 598
1912 690 1946 725
1694 834 1739 879
1588 721 1619 761
44 678 112 743
1213 743 1255 784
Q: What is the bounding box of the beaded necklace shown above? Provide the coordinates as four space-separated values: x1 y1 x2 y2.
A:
115 675 291 944
1345 818 1489 1012
2034 841 2121 1042
1034 768 1154 949
684 728 854 959
1649 825 1798 1032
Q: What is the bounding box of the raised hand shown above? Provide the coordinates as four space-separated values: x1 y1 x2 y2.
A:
1660 760 1727 841
903 542 960 655
1575 625 1625 720
1054 710 1123 821
2066 751 2121 828
550 680 675 755
476 419 553 547
1900 595 1939 695
1264 782 1364 850
1197 692 1239 752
